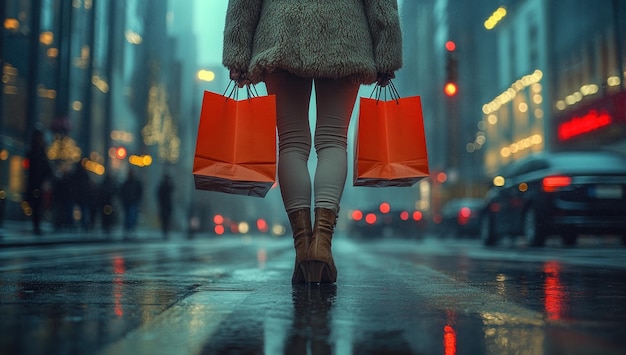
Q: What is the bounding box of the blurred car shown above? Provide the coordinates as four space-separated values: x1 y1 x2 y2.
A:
479 151 626 247
438 198 484 238
194 211 288 237
346 202 426 239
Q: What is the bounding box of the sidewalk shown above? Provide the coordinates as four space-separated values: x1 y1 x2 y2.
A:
0 220 179 248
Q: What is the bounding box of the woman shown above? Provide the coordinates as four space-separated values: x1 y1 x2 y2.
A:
223 0 403 283
25 129 52 235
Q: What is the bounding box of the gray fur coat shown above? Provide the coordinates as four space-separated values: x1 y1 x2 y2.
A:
222 0 403 84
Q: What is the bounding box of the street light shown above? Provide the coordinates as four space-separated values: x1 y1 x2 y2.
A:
197 69 215 82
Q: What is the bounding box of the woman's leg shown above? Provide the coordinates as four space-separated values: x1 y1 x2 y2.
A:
265 71 314 212
313 78 360 212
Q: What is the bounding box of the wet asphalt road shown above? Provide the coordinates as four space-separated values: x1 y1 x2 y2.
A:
1 233 626 355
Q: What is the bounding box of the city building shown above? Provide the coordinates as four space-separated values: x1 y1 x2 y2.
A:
479 0 625 177
397 0 625 222
0 0 198 230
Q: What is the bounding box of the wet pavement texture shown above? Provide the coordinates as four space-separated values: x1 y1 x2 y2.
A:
1 235 626 354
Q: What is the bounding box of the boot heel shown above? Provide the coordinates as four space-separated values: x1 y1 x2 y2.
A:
306 261 326 284
298 262 309 282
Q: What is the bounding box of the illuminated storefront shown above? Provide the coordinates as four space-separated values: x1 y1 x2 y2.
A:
482 69 547 175
480 0 625 176
548 0 625 152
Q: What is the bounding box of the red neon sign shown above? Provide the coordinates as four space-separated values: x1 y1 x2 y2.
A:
558 109 612 141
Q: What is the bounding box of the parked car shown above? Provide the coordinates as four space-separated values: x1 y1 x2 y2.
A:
479 151 626 247
345 202 426 239
438 198 484 238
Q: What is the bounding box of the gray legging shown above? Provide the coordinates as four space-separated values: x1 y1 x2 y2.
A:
265 71 359 214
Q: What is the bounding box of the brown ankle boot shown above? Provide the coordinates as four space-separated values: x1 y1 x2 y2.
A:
288 208 312 284
306 207 338 283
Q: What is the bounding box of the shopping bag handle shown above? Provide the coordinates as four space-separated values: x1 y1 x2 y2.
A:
223 80 259 101
369 80 400 105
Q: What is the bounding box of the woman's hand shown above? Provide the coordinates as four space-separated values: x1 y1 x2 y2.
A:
376 72 395 87
230 69 251 88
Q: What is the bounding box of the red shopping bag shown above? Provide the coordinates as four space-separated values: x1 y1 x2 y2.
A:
353 85 430 187
193 87 277 197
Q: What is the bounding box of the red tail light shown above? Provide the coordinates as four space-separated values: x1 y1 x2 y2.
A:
457 207 471 225
256 219 269 233
352 210 363 221
542 176 572 192
365 213 377 225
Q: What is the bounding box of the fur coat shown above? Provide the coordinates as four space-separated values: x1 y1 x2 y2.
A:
222 0 403 84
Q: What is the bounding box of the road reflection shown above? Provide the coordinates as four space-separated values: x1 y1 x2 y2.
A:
444 310 457 355
543 261 566 321
112 255 125 318
480 311 545 354
285 285 336 354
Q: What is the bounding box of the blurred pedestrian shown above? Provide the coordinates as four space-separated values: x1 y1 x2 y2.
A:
223 0 402 283
120 169 142 237
52 164 74 231
0 187 6 229
25 130 53 235
157 173 173 238
72 162 97 232
98 173 117 234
